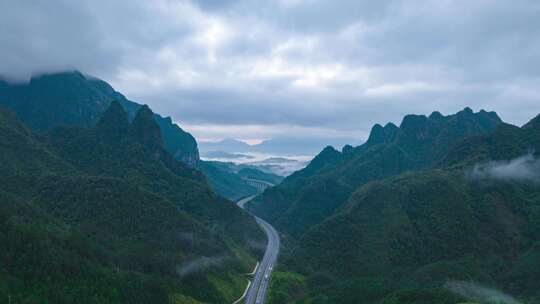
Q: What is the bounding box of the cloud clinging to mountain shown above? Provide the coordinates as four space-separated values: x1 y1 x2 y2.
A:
470 154 540 182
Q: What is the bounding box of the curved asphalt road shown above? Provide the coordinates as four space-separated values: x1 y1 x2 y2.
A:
237 194 280 304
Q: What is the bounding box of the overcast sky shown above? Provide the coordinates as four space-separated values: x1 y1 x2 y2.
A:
1 0 540 144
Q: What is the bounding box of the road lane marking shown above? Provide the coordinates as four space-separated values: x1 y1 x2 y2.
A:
246 261 259 275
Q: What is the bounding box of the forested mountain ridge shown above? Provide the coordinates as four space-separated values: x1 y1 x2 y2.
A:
249 107 502 239
0 70 283 201
0 103 264 303
272 112 540 303
0 71 199 167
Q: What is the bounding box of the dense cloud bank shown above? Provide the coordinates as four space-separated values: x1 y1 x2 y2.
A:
1 0 540 141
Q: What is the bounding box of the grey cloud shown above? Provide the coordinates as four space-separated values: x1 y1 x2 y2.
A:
469 154 540 183
0 1 113 80
0 0 195 81
272 1 540 82
202 0 540 81
210 0 396 33
191 0 240 11
361 1 540 80
127 76 509 130
1 0 540 142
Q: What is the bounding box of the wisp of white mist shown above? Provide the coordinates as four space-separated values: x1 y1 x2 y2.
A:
176 255 227 277
469 153 540 182
445 281 521 304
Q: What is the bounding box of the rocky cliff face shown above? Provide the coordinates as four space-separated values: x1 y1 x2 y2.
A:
0 71 200 167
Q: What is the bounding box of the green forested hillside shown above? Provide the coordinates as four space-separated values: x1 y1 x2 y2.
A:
200 161 259 202
0 71 199 166
249 108 502 239
0 103 264 303
268 114 540 303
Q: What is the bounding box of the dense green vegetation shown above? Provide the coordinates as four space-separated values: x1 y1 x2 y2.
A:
0 103 264 303
200 161 259 201
0 71 199 166
267 271 306 304
255 111 540 303
249 108 502 239
288 172 540 303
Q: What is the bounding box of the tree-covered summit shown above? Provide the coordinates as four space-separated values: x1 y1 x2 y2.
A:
0 71 200 167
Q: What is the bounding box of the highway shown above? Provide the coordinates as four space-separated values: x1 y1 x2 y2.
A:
236 195 280 304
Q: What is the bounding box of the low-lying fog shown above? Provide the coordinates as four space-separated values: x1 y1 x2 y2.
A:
201 152 312 176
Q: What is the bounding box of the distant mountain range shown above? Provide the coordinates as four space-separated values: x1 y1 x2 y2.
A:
199 136 361 156
200 138 253 154
202 152 309 177
250 108 540 303
0 71 199 166
199 137 347 177
203 150 255 160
